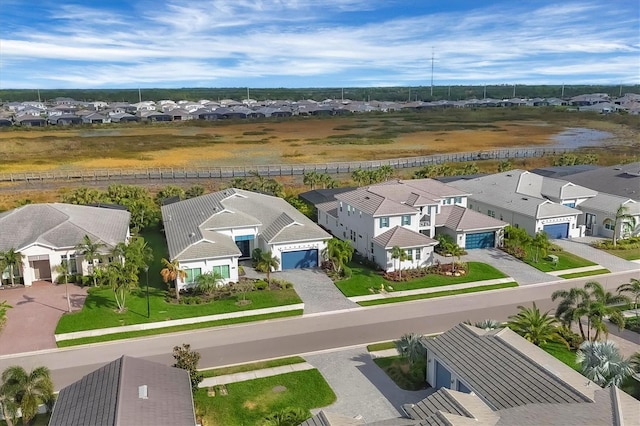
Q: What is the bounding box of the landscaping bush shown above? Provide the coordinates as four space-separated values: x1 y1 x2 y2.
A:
592 237 640 250
624 316 640 333
556 326 584 351
254 280 268 291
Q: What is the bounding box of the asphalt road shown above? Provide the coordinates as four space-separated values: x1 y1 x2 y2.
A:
1 270 638 391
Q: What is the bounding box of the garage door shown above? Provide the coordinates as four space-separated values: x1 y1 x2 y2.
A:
465 231 495 249
281 249 318 269
543 223 569 239
435 361 452 390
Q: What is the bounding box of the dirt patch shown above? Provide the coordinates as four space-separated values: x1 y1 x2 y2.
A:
242 401 257 410
272 385 287 393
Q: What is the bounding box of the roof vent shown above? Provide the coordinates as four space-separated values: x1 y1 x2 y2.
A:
138 385 148 399
189 232 195 238
522 197 528 200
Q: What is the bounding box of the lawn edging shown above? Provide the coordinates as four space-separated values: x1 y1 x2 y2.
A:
55 303 304 342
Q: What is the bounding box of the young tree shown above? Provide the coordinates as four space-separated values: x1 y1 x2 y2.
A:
160 258 186 302
1 366 54 426
256 251 280 285
106 262 136 313
391 246 408 279
172 344 203 392
0 300 12 333
318 173 337 189
322 238 354 274
618 278 640 312
195 271 224 297
395 333 426 366
234 280 255 305
448 244 464 273
507 302 568 347
612 204 636 247
577 340 634 387
54 260 72 313
531 231 550 263
74 235 106 287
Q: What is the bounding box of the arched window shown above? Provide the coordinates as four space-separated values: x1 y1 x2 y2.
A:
603 219 614 231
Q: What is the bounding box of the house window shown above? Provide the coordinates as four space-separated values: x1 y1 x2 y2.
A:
604 219 614 231
487 210 495 218
379 217 389 228
213 265 230 279
371 242 374 253
184 268 201 284
563 202 576 208
339 202 343 212
402 215 411 226
455 197 462 204
415 249 421 260
66 254 78 274
469 203 473 209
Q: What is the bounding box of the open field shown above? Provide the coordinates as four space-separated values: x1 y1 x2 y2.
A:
0 109 637 173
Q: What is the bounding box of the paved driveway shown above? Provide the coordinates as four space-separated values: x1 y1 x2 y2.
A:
458 248 556 285
552 238 640 273
305 347 432 423
0 282 88 355
242 265 358 314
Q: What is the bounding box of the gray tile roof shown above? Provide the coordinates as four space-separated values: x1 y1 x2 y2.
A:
49 356 195 426
435 205 507 231
448 171 581 219
421 324 594 411
373 226 438 249
579 194 640 215
299 410 366 426
560 162 640 201
0 203 130 252
161 189 330 260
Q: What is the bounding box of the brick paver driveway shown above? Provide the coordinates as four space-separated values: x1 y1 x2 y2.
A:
0 282 88 355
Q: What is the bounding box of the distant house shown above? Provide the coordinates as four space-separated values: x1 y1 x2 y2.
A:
140 111 172 122
0 203 130 286
82 112 110 124
161 188 331 290
0 118 12 127
109 112 139 123
49 356 196 426
16 116 46 127
48 114 83 125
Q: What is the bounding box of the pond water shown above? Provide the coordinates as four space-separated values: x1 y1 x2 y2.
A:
551 127 614 149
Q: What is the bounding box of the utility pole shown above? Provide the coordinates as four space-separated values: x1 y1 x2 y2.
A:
430 47 435 97
512 84 516 98
483 85 487 99
138 88 142 103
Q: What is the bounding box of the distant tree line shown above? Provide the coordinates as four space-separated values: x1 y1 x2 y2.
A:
1 84 638 103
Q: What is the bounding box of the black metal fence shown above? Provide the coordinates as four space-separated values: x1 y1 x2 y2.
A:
0 147 571 183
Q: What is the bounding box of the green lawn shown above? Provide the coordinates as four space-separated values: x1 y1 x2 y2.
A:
373 355 427 391
559 269 610 279
367 341 396 352
524 251 596 272
541 342 580 371
57 310 302 347
602 247 640 261
358 282 517 306
201 357 306 378
335 261 508 297
194 370 336 426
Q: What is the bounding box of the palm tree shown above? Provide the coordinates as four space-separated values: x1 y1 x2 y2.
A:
391 246 408 279
318 173 337 189
584 281 630 341
160 258 186 302
551 286 590 339
618 278 640 312
507 302 568 347
1 249 23 287
256 251 280 285
631 351 640 374
195 271 224 297
106 262 135 313
448 244 464 273
531 231 550 263
302 171 320 190
0 300 12 333
374 165 393 182
322 238 353 274
351 168 370 186
74 235 106 286
395 333 426 366
612 204 636 247
1 366 54 426
497 160 512 172
577 340 634 387
54 260 72 313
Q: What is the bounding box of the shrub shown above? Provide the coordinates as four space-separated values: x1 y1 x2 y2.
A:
557 326 584 350
341 265 352 279
254 280 268 290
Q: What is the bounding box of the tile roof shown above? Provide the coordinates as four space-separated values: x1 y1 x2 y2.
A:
579 194 640 215
435 205 507 231
0 203 130 252
561 162 640 201
162 189 330 260
299 410 366 426
422 324 594 411
373 226 438 249
49 356 195 426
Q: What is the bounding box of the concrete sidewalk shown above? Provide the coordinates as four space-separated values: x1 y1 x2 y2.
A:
547 265 609 277
199 362 315 387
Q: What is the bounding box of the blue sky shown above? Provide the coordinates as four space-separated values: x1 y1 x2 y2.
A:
1 0 638 89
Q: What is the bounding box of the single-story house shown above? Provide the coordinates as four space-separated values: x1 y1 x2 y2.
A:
0 203 130 286
49 356 196 426
554 162 640 201
303 179 507 272
161 188 331 290
578 193 640 239
448 170 591 239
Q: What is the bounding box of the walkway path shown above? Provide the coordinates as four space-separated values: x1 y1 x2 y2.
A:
552 238 640 273
546 265 609 277
199 362 315 387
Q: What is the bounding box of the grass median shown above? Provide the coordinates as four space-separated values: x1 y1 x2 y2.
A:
525 251 596 272
336 261 508 297
358 282 518 306
201 356 306 378
57 310 302 347
559 269 610 279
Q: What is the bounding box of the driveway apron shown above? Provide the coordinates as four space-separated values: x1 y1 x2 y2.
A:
459 248 556 285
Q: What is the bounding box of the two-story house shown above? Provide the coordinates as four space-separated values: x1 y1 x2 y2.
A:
309 179 507 272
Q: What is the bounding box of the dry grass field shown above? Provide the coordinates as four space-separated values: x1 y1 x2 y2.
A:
1 109 636 173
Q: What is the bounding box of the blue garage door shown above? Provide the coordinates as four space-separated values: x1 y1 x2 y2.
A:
281 249 318 269
435 361 452 390
543 223 569 239
465 231 495 249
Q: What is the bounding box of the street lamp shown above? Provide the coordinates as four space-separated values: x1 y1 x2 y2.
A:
144 265 150 318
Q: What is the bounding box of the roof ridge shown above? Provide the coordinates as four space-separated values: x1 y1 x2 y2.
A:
114 356 126 426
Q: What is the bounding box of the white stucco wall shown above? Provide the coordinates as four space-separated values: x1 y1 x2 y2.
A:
374 245 435 272
177 256 239 290
17 244 88 286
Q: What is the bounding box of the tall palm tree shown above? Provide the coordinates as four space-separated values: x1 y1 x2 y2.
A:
531 231 551 263
160 258 186 302
612 204 636 247
391 246 408 279
584 281 630 341
256 251 280 285
507 302 568 347
577 340 634 387
448 244 464 273
54 260 72 313
395 333 426 366
618 278 640 312
74 235 105 286
551 286 590 339
2 249 23 287
1 366 54 426
303 171 320 190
